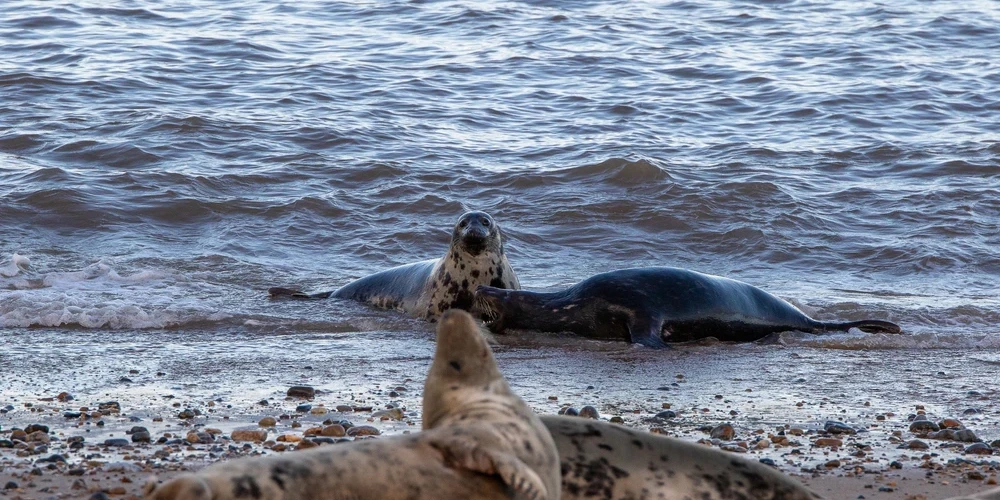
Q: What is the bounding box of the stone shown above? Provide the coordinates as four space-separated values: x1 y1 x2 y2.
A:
231 430 268 443
903 440 929 450
336 405 353 412
259 417 277 427
814 438 843 448
346 425 380 437
296 439 318 450
287 386 315 399
24 424 49 434
652 410 677 420
609 416 625 424
295 404 312 413
824 421 856 435
939 418 962 429
27 431 50 443
321 425 346 437
10 429 27 441
710 424 736 441
965 443 993 455
131 431 152 443
824 459 841 468
579 406 600 419
104 438 130 447
4 481 18 490
909 420 939 434
177 409 196 419
373 408 404 420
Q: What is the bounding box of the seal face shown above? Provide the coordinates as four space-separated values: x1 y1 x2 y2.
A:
144 310 560 500
268 211 520 320
474 266 901 348
542 415 822 500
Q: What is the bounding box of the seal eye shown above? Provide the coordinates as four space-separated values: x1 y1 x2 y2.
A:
449 361 462 372
459 220 469 228
482 219 491 227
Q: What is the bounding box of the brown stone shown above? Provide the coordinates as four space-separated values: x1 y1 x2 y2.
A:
258 417 277 427
231 430 268 443
814 438 843 448
346 425 380 437
321 425 346 437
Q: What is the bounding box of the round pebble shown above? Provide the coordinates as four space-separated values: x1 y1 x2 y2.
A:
823 421 856 435
287 386 316 399
909 420 939 433
321 425 346 437
966 443 993 455
231 430 268 443
710 424 735 441
346 425 380 437
578 406 600 419
259 417 277 427
814 438 843 447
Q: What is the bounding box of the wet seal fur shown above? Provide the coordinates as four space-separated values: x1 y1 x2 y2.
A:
543 416 822 500
144 310 560 500
475 266 901 348
269 211 520 320
945 487 1000 500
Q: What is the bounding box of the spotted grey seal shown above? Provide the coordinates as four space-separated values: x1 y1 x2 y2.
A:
944 487 1000 500
475 267 901 348
269 211 520 320
542 416 822 500
144 310 560 500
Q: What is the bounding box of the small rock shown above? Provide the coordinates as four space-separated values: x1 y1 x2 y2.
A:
710 424 735 441
889 461 902 469
968 471 987 481
336 405 353 412
10 429 27 441
71 478 87 490
372 408 404 420
295 404 312 413
310 407 329 415
104 438 130 447
558 407 579 416
128 426 150 435
231 430 268 443
652 410 676 420
939 418 963 429
963 408 982 416
759 458 777 467
259 417 277 427
814 438 843 448
0 440 14 448
903 440 929 450
177 409 196 419
578 406 600 419
131 431 152 443
321 425 346 437
909 420 939 434
824 459 841 468
25 424 49 434
296 439 319 450
609 416 625 424
346 425 380 437
27 431 50 443
4 481 18 490
63 411 83 419
37 454 66 463
966 443 993 455
287 386 315 399
824 421 856 435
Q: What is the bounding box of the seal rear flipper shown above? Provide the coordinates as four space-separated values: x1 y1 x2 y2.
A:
628 316 671 349
818 319 902 334
267 287 332 299
431 436 549 500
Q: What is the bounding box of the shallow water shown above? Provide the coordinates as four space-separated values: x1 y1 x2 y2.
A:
2 0 999 468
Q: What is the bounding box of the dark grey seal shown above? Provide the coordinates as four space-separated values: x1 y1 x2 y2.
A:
269 211 520 320
474 267 901 348
543 415 822 500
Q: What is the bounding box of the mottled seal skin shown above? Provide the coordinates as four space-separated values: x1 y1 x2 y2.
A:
145 310 560 500
542 416 822 500
945 488 1000 500
269 211 520 320
475 267 901 348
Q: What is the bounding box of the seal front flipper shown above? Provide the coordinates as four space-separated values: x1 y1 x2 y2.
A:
628 315 671 349
267 287 333 299
431 436 549 500
813 319 902 334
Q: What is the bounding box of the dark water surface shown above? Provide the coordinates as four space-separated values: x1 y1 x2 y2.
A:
2 0 1000 444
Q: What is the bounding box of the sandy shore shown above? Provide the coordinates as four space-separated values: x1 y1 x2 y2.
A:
3 325 999 499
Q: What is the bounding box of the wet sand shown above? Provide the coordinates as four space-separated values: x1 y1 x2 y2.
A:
2 325 998 499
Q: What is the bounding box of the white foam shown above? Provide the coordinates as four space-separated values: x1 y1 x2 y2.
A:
0 253 30 277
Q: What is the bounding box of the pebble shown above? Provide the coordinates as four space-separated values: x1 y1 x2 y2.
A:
889 461 902 469
579 406 600 419
321 425 346 437
965 443 993 455
24 424 49 434
558 407 579 416
37 454 66 463
963 408 982 416
968 471 987 481
336 405 353 412
909 420 939 434
903 440 929 450
63 411 82 419
652 410 676 420
287 386 316 399
10 429 27 441
104 438 130 447
296 439 319 450
373 408 404 420
759 458 777 467
814 438 843 448
346 425 380 437
259 417 277 427
310 407 329 415
0 440 13 448
710 424 735 441
4 481 18 490
823 421 856 435
939 418 963 429
177 409 196 419
824 459 841 468
231 430 268 442
295 404 312 413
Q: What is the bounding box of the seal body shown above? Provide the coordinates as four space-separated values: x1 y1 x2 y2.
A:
475 267 901 348
145 310 560 500
542 416 822 500
269 211 520 320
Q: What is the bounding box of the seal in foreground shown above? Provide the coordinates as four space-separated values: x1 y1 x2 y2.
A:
542 415 822 500
144 310 560 500
269 211 520 320
475 267 901 348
